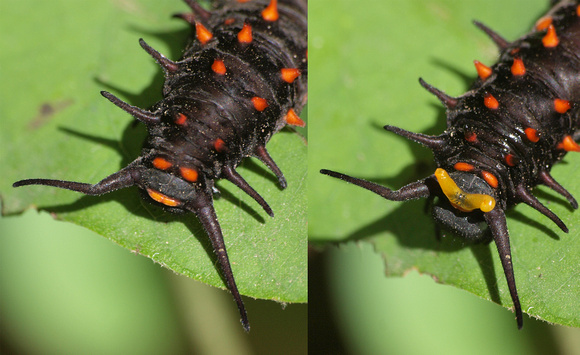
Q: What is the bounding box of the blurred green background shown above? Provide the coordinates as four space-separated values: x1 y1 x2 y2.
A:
309 0 580 353
0 211 306 354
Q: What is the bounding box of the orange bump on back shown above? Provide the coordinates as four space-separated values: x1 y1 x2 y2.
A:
474 60 492 80
535 16 552 31
212 59 226 75
557 135 580 152
525 127 540 143
481 171 499 188
542 24 559 48
153 157 172 170
238 23 253 44
214 138 227 152
511 58 526 76
454 162 474 172
554 99 571 114
180 167 199 182
175 113 187 125
285 108 305 127
147 188 181 207
281 68 301 83
196 23 213 45
251 97 268 111
484 93 499 109
262 0 279 22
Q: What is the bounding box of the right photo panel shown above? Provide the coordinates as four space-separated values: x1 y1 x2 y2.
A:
309 0 580 353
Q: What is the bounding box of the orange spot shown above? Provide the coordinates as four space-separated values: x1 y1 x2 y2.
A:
535 16 552 31
251 97 268 111
484 93 499 109
454 162 474 172
196 23 213 45
237 0 250 2
554 99 571 114
474 60 492 80
511 58 526 76
542 24 559 48
525 127 540 143
146 188 181 207
224 18 236 25
281 68 301 83
175 113 187 125
180 167 199 182
481 171 499 188
285 108 305 127
464 131 477 143
238 23 253 44
212 59 226 75
152 157 172 170
261 0 279 22
577 5 580 16
505 154 517 167
214 138 226 152
557 135 580 152
510 48 520 55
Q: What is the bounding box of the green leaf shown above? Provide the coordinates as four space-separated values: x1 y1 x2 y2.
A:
309 0 579 326
1 0 306 303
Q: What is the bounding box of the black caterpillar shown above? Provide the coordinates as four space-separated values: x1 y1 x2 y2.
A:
13 0 307 331
321 0 580 329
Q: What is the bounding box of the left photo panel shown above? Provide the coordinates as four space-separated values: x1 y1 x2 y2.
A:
0 0 307 353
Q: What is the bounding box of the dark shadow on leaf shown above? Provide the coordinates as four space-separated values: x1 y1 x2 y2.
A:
507 209 561 241
470 243 501 304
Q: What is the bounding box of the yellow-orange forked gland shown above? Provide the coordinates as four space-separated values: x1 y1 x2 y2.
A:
434 168 496 213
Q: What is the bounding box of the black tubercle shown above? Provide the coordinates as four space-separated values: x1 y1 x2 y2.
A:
322 1 580 329
13 0 307 332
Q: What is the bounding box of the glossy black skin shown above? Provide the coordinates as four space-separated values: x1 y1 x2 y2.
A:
14 0 307 332
322 0 580 329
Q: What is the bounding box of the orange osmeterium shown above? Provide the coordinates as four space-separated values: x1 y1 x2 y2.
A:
554 99 571 114
212 59 226 75
542 24 559 48
285 109 305 127
481 171 499 188
474 60 492 80
146 188 181 207
214 138 227 152
180 167 199 182
281 68 301 83
196 23 213 45
557 135 580 152
535 16 552 31
454 162 474 172
262 0 279 22
153 157 172 170
511 58 526 76
525 127 540 143
238 23 253 43
251 97 268 111
484 93 499 109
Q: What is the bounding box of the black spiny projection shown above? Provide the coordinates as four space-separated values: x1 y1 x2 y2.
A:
322 0 580 328
14 0 307 331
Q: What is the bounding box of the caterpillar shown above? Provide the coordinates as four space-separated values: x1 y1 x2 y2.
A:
13 0 307 331
321 0 579 328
